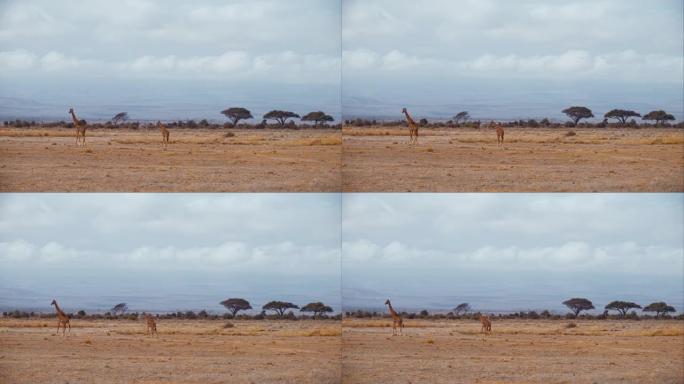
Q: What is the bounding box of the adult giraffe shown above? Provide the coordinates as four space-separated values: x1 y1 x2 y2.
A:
144 313 158 336
491 121 504 148
479 314 492 340
401 108 418 145
68 108 87 146
384 299 404 336
51 299 71 336
157 121 170 149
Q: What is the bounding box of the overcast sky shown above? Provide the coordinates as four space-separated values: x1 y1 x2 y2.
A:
343 0 683 120
0 0 341 121
0 194 341 313
342 194 684 313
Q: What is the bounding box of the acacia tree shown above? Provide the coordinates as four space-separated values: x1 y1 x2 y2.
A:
454 303 471 316
220 298 252 317
453 111 470 124
300 302 333 319
642 110 675 126
262 301 299 317
221 107 253 126
642 302 676 318
301 111 334 127
604 109 640 126
263 110 300 127
111 112 129 125
562 106 594 126
111 303 128 316
562 298 594 316
604 301 641 317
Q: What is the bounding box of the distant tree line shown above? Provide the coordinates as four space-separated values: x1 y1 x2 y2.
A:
343 299 680 321
342 106 681 129
2 298 338 321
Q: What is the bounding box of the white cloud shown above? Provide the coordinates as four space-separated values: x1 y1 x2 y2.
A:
343 239 684 276
343 48 683 82
0 50 37 70
0 49 340 84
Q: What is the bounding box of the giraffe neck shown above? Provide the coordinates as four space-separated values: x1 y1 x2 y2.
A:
387 302 398 317
54 303 66 317
70 111 80 125
403 111 415 125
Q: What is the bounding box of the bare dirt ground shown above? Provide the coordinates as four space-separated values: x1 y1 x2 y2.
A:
342 126 684 192
0 127 341 192
0 318 341 384
342 318 684 384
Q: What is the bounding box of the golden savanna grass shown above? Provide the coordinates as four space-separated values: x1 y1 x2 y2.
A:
342 318 684 384
342 126 684 192
0 318 341 384
0 127 341 192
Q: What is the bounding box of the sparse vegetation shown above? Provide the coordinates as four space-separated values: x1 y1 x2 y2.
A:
301 111 334 127
562 106 594 126
643 110 676 126
643 302 676 318
220 107 253 126
300 302 334 319
220 298 252 317
563 298 595 316
262 301 300 317
263 110 300 127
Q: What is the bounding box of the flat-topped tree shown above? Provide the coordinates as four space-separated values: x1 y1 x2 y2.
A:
562 106 594 126
262 301 299 317
220 298 252 317
221 107 253 126
643 302 676 318
301 111 334 127
642 110 675 126
111 303 128 316
562 298 594 316
300 302 333 319
454 302 471 316
453 111 470 124
263 110 300 127
604 301 641 317
604 109 640 126
111 112 129 125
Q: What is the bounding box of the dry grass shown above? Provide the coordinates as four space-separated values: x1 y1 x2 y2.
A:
343 126 684 192
0 318 341 384
0 130 65 137
0 127 341 192
343 318 684 384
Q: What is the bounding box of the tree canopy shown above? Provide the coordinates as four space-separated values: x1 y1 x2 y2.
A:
642 110 675 126
454 303 471 315
604 301 641 317
221 107 253 125
220 298 252 316
562 106 594 126
111 303 128 316
642 302 676 318
263 110 300 126
111 112 129 125
604 109 640 125
300 302 333 318
454 111 470 124
262 301 299 317
562 298 594 316
301 111 334 127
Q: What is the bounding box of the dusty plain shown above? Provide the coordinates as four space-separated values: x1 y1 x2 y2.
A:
0 318 341 384
0 127 341 192
342 318 684 384
342 126 684 192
